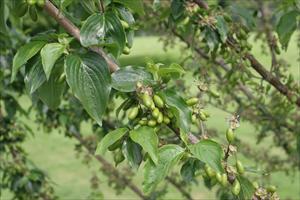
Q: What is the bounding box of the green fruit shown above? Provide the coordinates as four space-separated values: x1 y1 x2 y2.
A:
267 185 277 193
153 95 164 108
199 111 207 121
186 97 198 106
123 46 130 55
152 108 160 119
226 128 235 143
252 181 259 189
221 174 228 187
27 0 36 5
138 119 147 125
17 3 28 17
120 20 129 29
128 107 139 120
29 6 38 21
232 180 241 196
37 0 45 6
210 90 220 98
236 160 245 174
204 165 215 178
141 94 154 108
216 173 222 183
167 110 174 118
148 120 157 127
157 112 163 124
192 114 197 123
163 116 170 124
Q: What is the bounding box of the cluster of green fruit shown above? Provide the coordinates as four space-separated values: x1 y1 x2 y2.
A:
127 91 172 127
17 0 45 21
203 160 245 196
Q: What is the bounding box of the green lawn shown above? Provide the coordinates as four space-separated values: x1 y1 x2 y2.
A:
2 35 299 200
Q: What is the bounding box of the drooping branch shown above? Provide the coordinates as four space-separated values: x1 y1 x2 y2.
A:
191 0 300 107
73 133 148 200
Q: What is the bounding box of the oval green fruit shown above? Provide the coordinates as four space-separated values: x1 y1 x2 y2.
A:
199 112 207 121
153 95 164 108
186 97 198 106
163 116 170 124
37 0 45 6
27 0 36 5
141 94 154 108
216 173 222 183
148 120 157 127
232 180 241 196
120 20 129 29
204 165 215 178
236 160 245 174
252 181 259 189
138 119 147 126
267 185 277 193
152 108 160 119
226 128 235 143
122 46 130 55
157 112 163 124
192 114 197 123
128 107 139 120
221 174 228 187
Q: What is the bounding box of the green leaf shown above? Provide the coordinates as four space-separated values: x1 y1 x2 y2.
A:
180 158 202 183
158 90 192 134
0 0 8 34
64 52 111 125
237 176 255 200
143 144 185 193
116 6 135 25
111 67 153 92
276 10 299 50
24 59 46 94
95 127 129 155
216 16 228 43
80 12 126 57
11 41 46 82
129 126 158 165
37 62 65 110
158 63 185 79
80 0 97 14
230 5 256 29
188 139 224 173
40 43 65 80
122 138 142 170
114 0 144 16
171 0 184 20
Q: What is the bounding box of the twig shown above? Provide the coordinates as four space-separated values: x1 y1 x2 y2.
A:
192 0 209 10
98 0 105 13
165 177 193 200
73 133 148 200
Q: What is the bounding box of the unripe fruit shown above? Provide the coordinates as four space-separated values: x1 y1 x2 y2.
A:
236 160 245 174
267 185 277 193
199 111 207 121
142 94 154 108
186 97 198 106
153 95 164 108
152 108 160 119
167 110 174 118
138 119 147 125
216 173 222 183
192 114 197 123
148 120 157 127
204 165 215 178
252 181 259 189
163 116 170 124
120 20 129 29
27 0 36 5
123 46 130 55
37 0 45 6
226 128 235 143
128 107 139 120
157 112 163 124
232 180 241 195
221 174 228 187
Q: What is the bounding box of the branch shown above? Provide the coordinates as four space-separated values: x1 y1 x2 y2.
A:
192 0 209 10
165 177 193 200
73 133 148 200
44 0 118 72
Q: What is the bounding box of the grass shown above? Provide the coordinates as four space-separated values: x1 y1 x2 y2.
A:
2 34 300 200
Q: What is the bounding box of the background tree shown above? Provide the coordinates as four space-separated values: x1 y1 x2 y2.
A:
0 0 299 199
